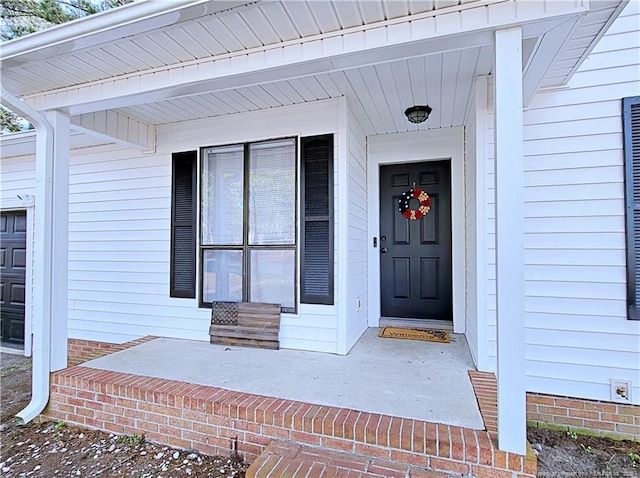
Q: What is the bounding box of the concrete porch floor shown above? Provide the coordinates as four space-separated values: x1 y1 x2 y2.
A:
83 328 484 430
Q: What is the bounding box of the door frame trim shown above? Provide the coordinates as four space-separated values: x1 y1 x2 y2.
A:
367 127 465 333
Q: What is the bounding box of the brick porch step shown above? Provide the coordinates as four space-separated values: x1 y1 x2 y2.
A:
247 441 455 478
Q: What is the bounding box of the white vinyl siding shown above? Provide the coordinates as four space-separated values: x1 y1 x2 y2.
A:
519 1 640 404
345 100 369 351
0 100 344 352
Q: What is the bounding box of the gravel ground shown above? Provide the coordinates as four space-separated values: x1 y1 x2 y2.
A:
0 352 249 478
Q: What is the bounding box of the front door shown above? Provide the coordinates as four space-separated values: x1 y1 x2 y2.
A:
1 210 27 346
380 161 452 320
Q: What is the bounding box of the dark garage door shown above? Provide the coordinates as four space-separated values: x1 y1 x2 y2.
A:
1 210 27 346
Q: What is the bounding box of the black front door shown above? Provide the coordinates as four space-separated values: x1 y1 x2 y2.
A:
380 161 452 320
1 211 27 346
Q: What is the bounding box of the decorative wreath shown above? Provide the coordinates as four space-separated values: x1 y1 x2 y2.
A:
398 187 432 220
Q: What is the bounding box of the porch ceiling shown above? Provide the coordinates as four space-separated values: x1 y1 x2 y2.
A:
0 0 626 138
118 46 493 134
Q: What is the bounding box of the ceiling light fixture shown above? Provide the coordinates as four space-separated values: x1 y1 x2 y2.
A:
404 105 432 124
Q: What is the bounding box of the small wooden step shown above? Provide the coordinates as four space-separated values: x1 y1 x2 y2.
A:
247 441 456 478
210 301 280 349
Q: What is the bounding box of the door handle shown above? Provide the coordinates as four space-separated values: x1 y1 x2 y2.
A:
381 247 388 253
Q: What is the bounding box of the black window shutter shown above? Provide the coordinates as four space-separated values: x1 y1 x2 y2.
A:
624 96 640 320
171 151 197 298
301 135 334 305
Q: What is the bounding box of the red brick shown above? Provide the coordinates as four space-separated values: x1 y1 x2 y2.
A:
157 425 183 439
436 424 451 458
616 423 640 435
323 436 354 452
555 398 585 410
53 403 75 414
463 428 479 463
400 419 413 451
584 402 617 413
493 450 507 469
412 421 426 454
354 412 370 443
602 413 634 424
319 407 340 436
449 426 464 461
388 417 402 449
76 407 95 418
114 416 135 428
538 405 568 416
137 421 159 433
472 465 514 477
568 409 600 420
363 413 382 445
523 454 537 475
124 408 146 420
507 452 523 471
426 423 438 455
291 402 313 430
390 449 428 467
166 436 191 450
68 397 85 407
329 454 369 471
103 422 125 434
283 401 304 429
84 418 105 429
261 424 290 439
354 443 390 460
234 419 261 434
474 434 491 463
331 408 351 438
618 405 640 416
267 399 291 427
367 459 409 478
290 430 321 446
581 418 612 431
526 395 556 406
406 469 452 478
344 411 361 441
115 397 138 409
554 416 585 427
429 457 470 474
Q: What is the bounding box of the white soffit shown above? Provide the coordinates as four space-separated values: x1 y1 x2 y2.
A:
1 0 492 97
541 0 629 87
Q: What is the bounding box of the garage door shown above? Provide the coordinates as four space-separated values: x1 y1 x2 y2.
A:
1 211 26 346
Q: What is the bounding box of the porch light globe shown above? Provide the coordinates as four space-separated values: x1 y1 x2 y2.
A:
404 105 432 124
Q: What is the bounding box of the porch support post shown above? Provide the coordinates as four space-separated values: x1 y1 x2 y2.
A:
41 110 70 372
494 27 526 455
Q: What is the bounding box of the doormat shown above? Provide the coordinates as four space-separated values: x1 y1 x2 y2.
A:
378 327 450 343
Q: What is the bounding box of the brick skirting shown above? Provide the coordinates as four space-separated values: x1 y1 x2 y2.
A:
42 364 537 477
527 393 640 441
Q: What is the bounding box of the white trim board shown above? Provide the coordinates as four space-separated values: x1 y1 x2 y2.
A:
367 127 465 334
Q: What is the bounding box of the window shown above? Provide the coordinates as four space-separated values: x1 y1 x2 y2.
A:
170 135 334 310
623 96 640 320
200 138 297 311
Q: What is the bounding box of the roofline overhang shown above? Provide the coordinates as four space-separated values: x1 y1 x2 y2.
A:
1 0 252 64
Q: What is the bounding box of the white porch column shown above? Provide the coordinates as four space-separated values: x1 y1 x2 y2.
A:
35 111 70 372
494 27 526 455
